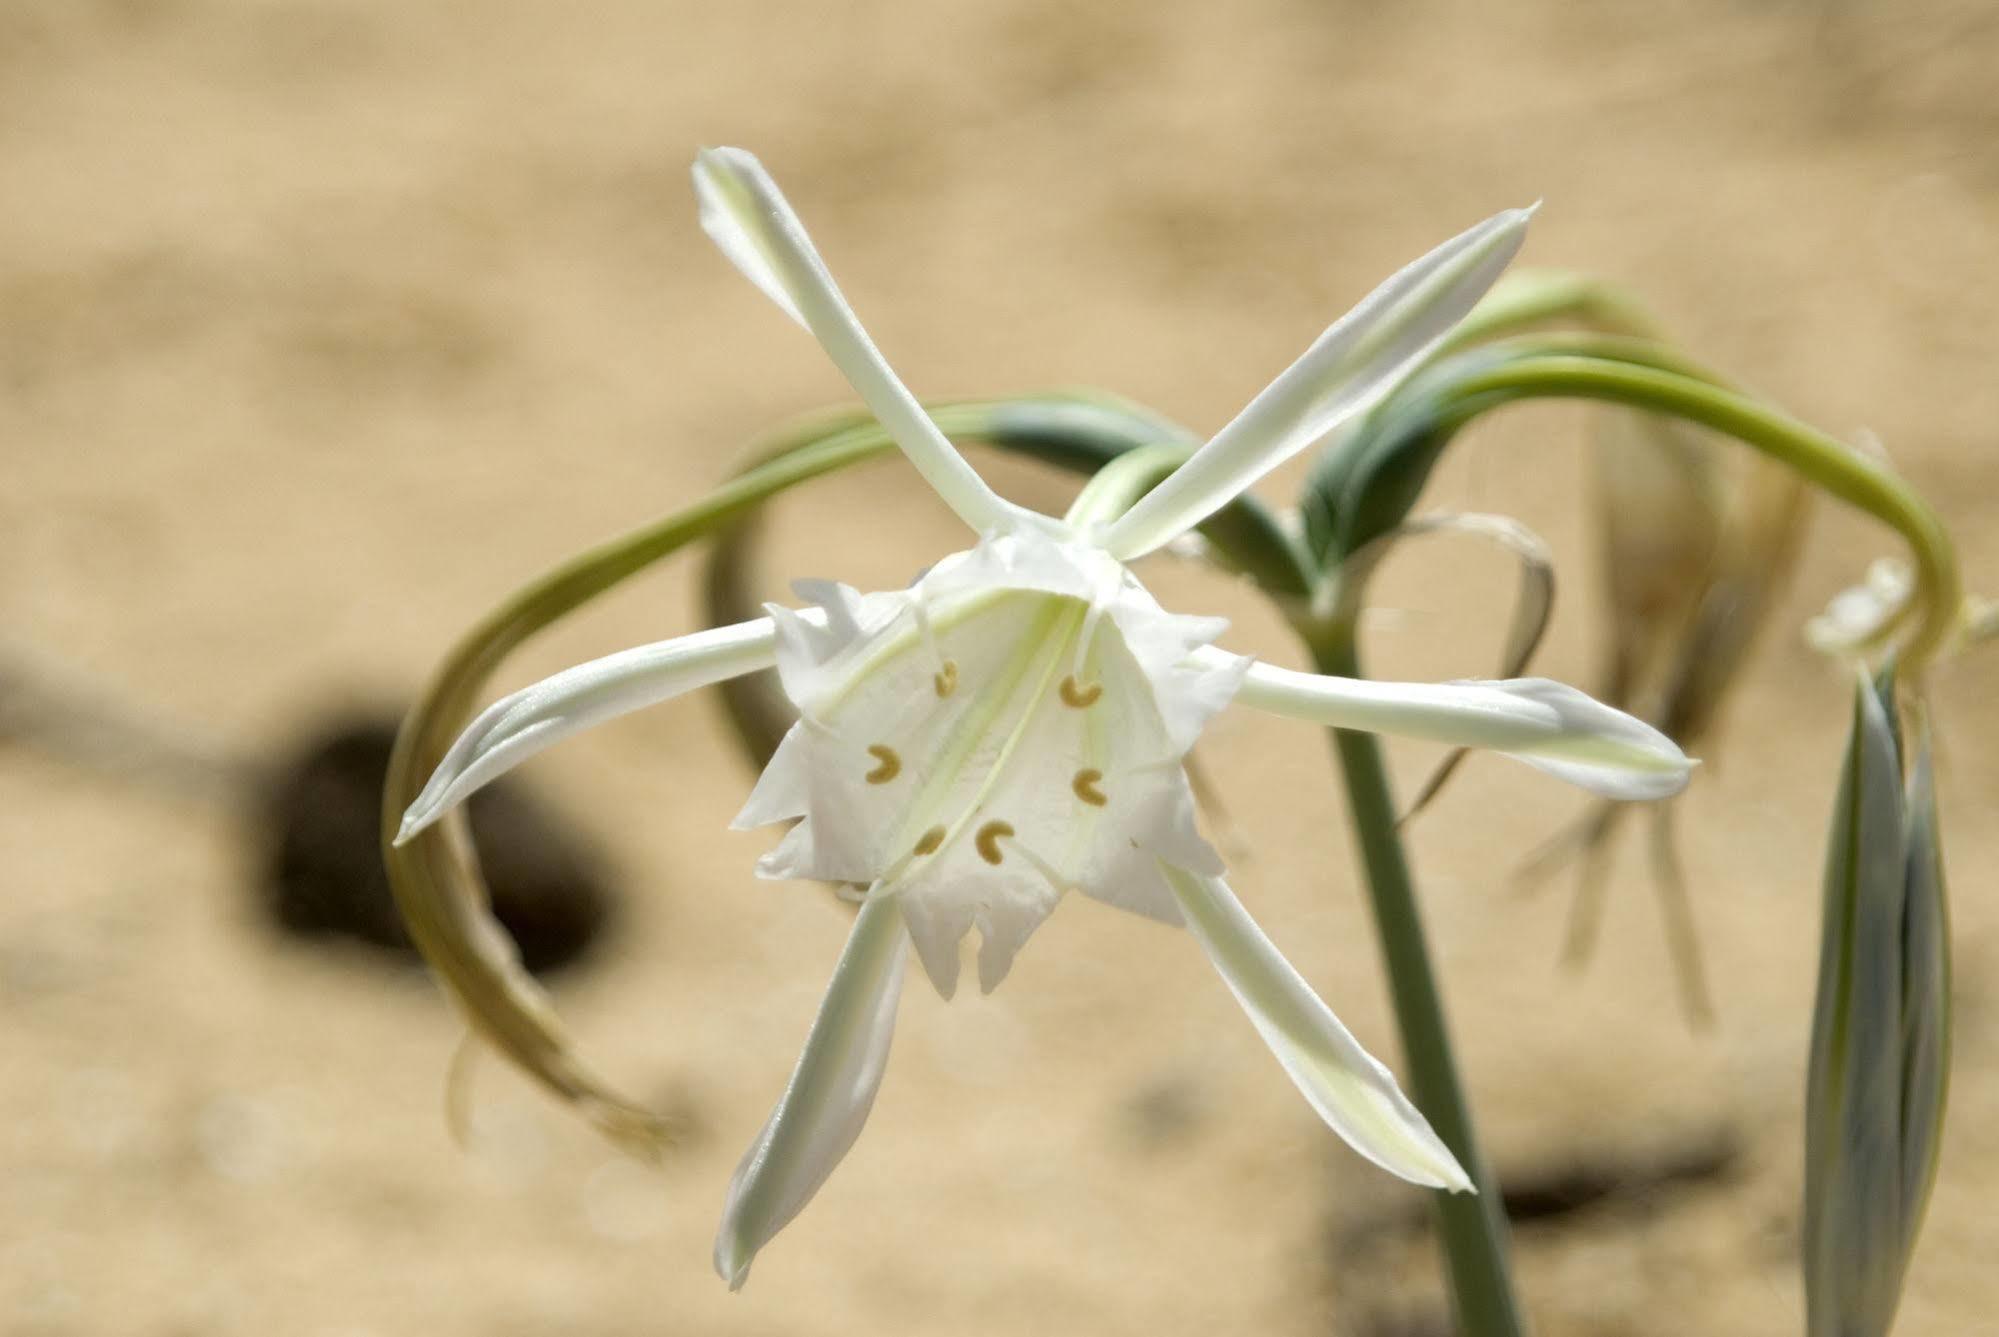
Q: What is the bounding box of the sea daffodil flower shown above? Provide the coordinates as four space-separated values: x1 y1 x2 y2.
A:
395 147 1693 1288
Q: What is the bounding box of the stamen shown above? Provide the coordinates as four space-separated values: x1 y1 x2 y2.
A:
974 820 1014 865
864 744 902 784
1059 675 1102 709
913 826 945 856
912 600 957 697
1071 768 1108 807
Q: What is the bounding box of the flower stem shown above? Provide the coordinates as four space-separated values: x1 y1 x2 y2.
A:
1447 354 1962 673
1442 268 1665 351
1305 619 1529 1337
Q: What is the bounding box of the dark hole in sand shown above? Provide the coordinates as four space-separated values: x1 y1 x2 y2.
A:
259 716 615 976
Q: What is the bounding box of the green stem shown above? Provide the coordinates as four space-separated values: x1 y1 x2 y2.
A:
1443 269 1665 351
1446 356 1961 670
1306 621 1527 1337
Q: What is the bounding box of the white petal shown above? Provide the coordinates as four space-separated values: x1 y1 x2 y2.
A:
1160 862 1470 1191
1115 620 1247 755
715 894 909 1289
732 724 812 829
1104 207 1534 561
1211 652 1692 801
764 581 912 714
693 147 1041 538
899 891 974 1000
752 818 819 882
395 618 782 843
975 890 1058 994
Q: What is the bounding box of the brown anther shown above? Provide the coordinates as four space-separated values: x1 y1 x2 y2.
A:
1059 675 1103 708
933 660 959 698
1071 768 1108 807
974 820 1014 865
864 744 902 784
913 826 946 856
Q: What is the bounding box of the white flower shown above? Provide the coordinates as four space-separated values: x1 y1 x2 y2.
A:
395 147 1693 1288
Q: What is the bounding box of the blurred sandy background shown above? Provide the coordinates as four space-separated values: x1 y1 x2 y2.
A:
5 1 1999 1333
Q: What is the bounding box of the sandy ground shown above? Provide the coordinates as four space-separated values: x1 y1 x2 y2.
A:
5 1 1999 1333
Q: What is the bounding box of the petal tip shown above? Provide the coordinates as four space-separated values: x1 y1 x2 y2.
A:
1485 204 1536 256
393 803 436 847
693 144 754 176
713 1232 753 1291
1460 203 1534 271
1380 1135 1472 1194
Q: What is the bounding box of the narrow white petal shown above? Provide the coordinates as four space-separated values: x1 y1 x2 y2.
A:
1105 207 1534 560
1160 862 1469 1191
693 147 1037 537
715 895 909 1289
1211 651 1692 801
396 618 780 843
